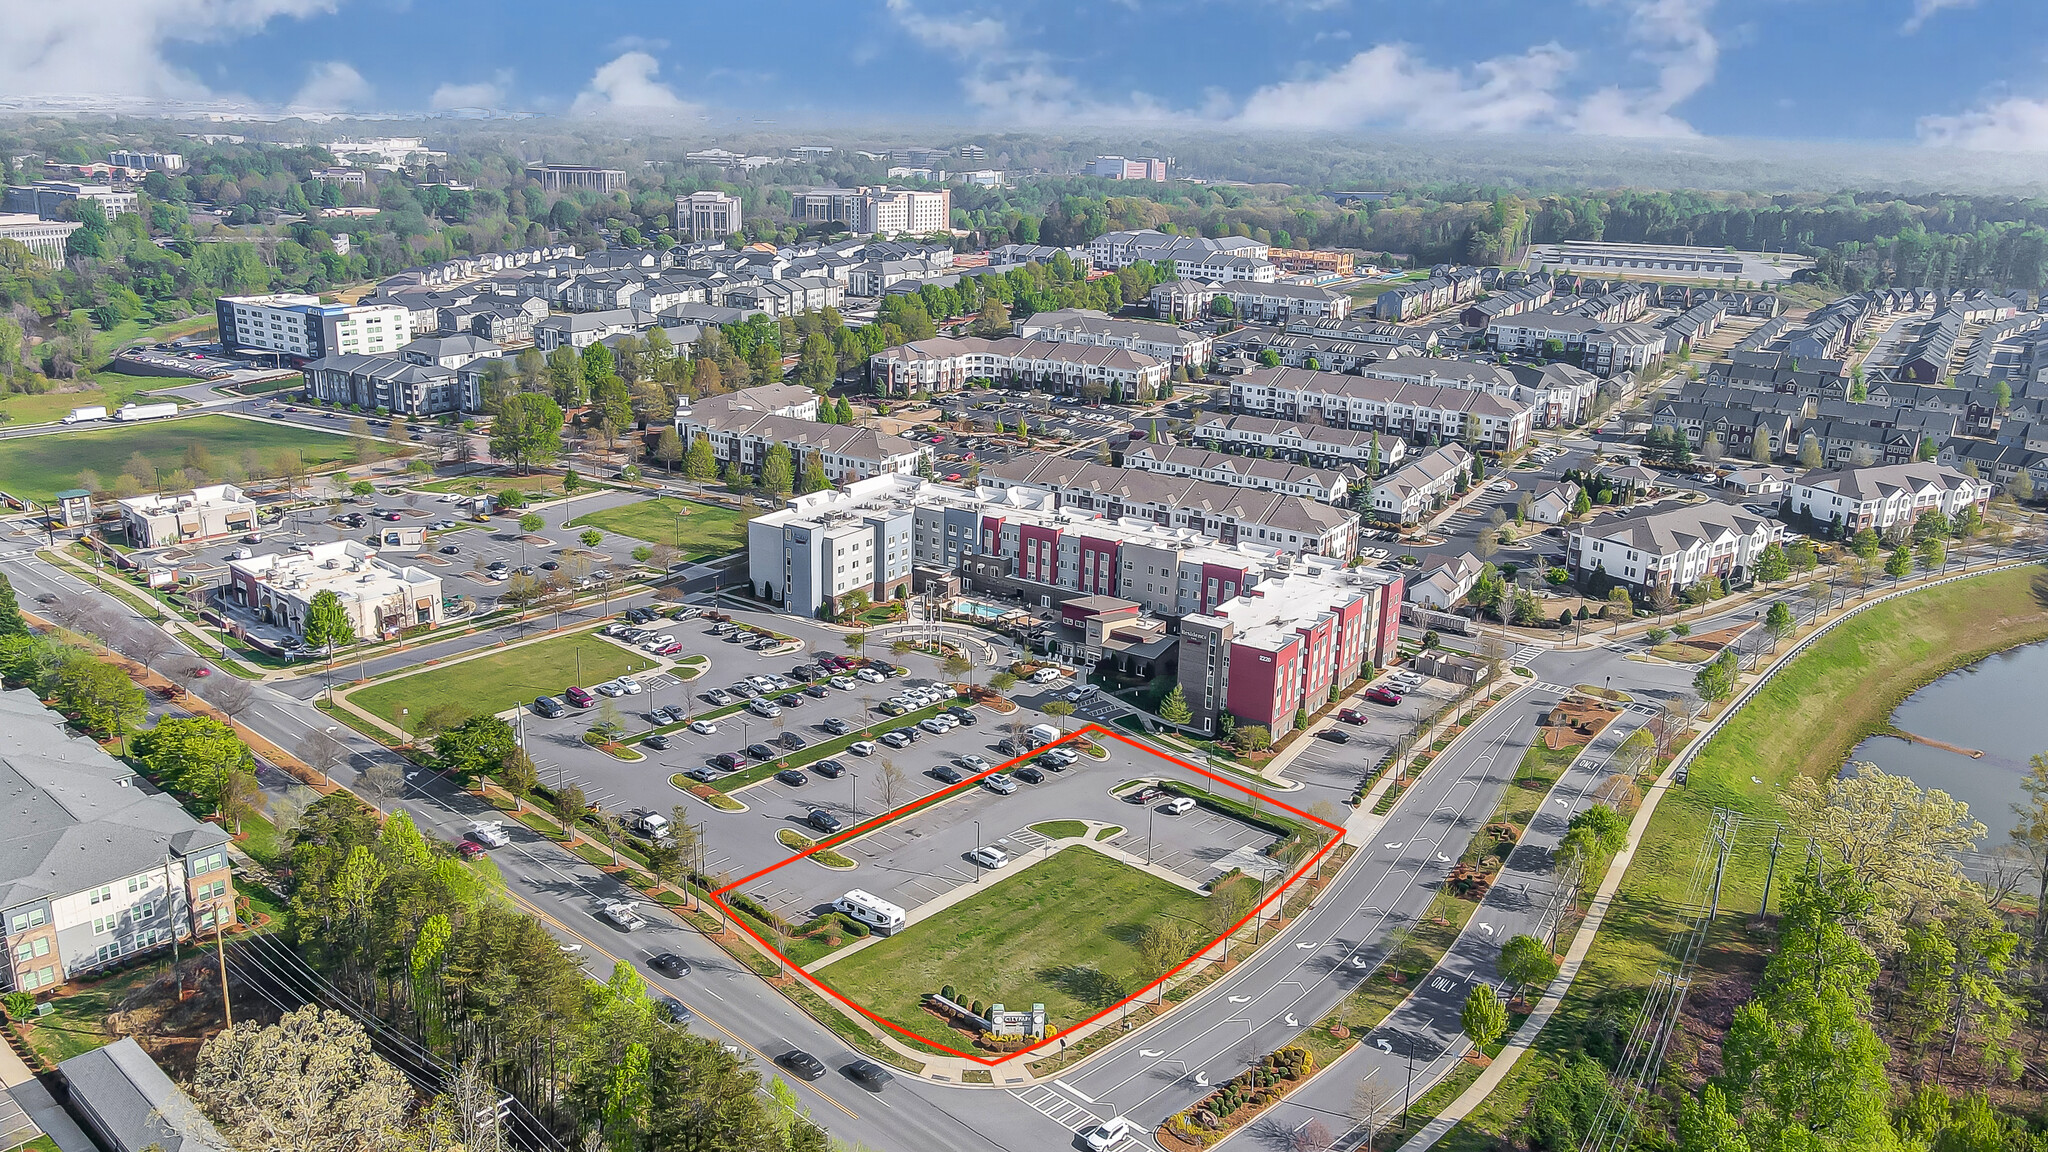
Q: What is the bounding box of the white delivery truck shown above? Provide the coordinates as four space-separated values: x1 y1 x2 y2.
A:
113 402 178 422
1026 723 1061 747
62 406 108 423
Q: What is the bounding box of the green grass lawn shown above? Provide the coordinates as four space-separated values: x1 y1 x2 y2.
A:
21 958 170 1065
0 414 356 503
1029 820 1088 840
349 633 660 728
1439 566 2048 1149
417 473 575 497
818 846 1214 1049
567 497 751 559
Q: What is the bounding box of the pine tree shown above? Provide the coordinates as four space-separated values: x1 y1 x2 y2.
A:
834 396 854 424
684 438 717 484
800 456 831 494
0 573 24 639
762 444 794 498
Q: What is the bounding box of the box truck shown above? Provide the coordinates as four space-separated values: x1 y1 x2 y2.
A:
113 402 178 422
61 406 108 423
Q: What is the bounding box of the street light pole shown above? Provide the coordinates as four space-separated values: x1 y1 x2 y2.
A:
975 820 982 882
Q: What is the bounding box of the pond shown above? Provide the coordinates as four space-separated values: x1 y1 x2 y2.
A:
1847 640 2048 852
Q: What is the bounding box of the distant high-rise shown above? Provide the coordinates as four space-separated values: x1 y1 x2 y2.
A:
1090 155 1169 182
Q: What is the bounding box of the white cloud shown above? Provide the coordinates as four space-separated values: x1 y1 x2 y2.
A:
1903 0 1976 32
882 0 1191 125
1918 95 2048 151
0 0 338 101
570 50 699 117
1569 0 1717 138
290 60 370 111
431 72 510 110
1235 43 1576 133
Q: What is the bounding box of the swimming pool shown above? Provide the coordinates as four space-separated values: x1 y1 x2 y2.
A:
955 601 1012 620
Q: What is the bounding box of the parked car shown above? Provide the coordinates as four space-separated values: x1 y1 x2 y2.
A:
956 754 990 771
532 696 567 718
1013 765 1045 785
968 845 1010 869
775 769 809 787
688 719 718 735
776 732 808 751
807 809 843 834
777 693 805 708
830 675 857 691
1128 786 1165 805
878 731 911 749
746 699 782 718
1338 707 1366 724
1319 729 1352 743
803 683 831 699
564 686 595 708
983 774 1019 795
848 740 877 756
1162 796 1197 816
820 717 853 736
615 676 644 695
812 758 847 779
746 743 777 761
1364 687 1403 706
709 753 748 771
684 766 720 783
643 734 672 750
855 668 887 683
932 764 964 784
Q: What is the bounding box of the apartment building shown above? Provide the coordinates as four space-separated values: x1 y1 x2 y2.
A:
1783 463 1990 534
1373 268 1483 321
675 383 929 484
524 164 626 193
1371 444 1473 524
3 688 236 995
1268 249 1355 276
1566 504 1779 593
1177 564 1404 737
533 308 660 353
1485 310 1665 376
984 457 1361 559
1010 308 1214 372
1189 414 1409 471
217 294 413 361
1219 281 1351 322
868 335 1169 400
108 150 184 171
1122 444 1349 503
1231 366 1534 454
676 191 743 242
964 504 1281 618
1087 229 1268 271
859 187 951 235
228 541 443 642
117 485 259 549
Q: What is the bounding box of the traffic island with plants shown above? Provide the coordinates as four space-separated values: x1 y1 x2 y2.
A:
776 828 856 868
1159 1045 1316 1149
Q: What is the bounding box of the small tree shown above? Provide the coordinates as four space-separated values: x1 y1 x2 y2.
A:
1232 724 1272 753
519 513 544 534
580 528 603 550
1764 600 1795 646
1461 985 1509 1049
1885 546 1913 582
1158 684 1193 727
1497 934 1558 999
942 653 971 683
989 670 1018 694
1042 700 1075 732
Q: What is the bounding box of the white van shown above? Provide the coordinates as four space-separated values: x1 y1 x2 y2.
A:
1026 723 1060 746
834 889 907 934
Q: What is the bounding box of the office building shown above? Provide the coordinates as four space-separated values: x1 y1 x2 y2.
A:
859 187 951 235
1090 156 1168 181
677 191 742 242
2 689 236 994
524 164 626 193
0 213 82 268
1 181 136 221
107 150 184 171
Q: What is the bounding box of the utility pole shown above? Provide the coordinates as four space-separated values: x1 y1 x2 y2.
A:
1758 824 1784 917
215 925 233 1030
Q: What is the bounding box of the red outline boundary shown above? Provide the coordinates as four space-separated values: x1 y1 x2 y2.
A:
710 722 1344 1066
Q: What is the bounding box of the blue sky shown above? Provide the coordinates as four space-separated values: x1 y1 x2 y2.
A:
6 0 2048 150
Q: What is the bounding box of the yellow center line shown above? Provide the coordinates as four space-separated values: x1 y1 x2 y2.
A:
502 888 861 1122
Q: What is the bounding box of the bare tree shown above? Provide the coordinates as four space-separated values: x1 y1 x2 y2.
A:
1351 1077 1396 1152
128 626 179 677
1292 1119 1335 1152
295 727 349 785
360 763 404 798
206 675 258 728
878 759 907 810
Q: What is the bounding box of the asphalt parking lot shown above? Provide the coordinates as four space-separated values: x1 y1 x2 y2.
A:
1273 674 1463 807
728 734 1286 928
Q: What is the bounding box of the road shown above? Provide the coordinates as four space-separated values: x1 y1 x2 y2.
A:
10 519 2029 1152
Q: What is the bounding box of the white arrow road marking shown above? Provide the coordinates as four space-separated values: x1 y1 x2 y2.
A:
1284 1014 1299 1027
1192 1072 1210 1087
1229 995 1252 1004
1375 1038 1394 1053
1350 956 1372 968
1479 923 1495 935
1295 941 1315 949
1384 842 1404 849
1139 1050 1164 1058
1554 798 1570 806
1436 853 1451 863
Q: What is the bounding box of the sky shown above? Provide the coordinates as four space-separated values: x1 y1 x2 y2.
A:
5 0 2048 152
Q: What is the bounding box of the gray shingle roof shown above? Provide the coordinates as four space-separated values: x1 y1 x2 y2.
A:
0 688 230 914
59 1036 233 1152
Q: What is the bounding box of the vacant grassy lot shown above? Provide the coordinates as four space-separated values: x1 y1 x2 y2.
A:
567 497 750 560
349 633 659 728
1438 565 2048 1149
21 958 170 1065
418 472 577 497
819 846 1212 1049
0 414 356 503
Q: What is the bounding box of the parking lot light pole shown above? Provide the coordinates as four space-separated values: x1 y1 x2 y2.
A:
975 821 982 882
